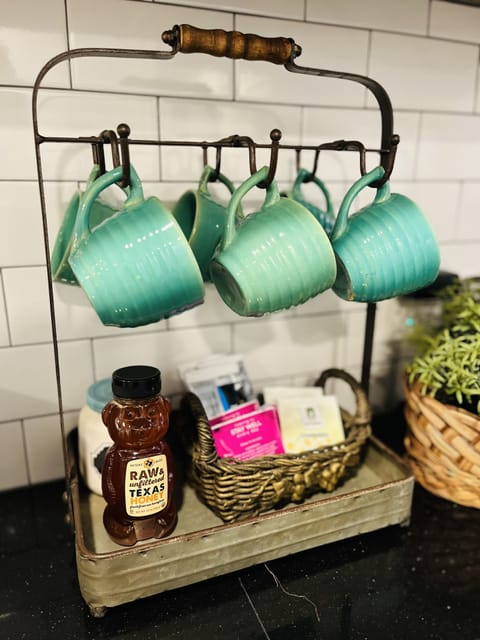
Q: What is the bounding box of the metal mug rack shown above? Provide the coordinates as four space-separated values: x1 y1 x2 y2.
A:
32 23 399 490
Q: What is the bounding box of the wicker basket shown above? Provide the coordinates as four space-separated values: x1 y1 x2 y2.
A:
175 368 371 523
404 378 480 509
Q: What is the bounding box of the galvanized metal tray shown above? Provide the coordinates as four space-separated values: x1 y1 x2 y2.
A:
66 432 413 617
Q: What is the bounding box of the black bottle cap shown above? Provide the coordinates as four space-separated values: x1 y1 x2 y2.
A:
111 365 161 399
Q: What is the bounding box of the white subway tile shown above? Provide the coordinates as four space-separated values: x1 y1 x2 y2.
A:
3 265 167 345
2 267 51 345
235 16 368 108
457 183 480 241
390 181 460 244
23 412 77 484
153 0 302 19
55 284 167 341
477 68 480 113
68 0 234 98
37 89 160 182
0 421 29 490
0 344 57 421
58 340 95 411
430 1 480 43
368 32 477 112
416 113 480 180
339 297 433 375
306 0 429 35
168 284 240 328
292 289 352 316
0 275 10 347
302 108 419 182
0 340 92 422
0 89 37 180
337 307 366 369
92 326 231 395
159 98 302 182
0 88 159 181
439 242 480 278
1 181 77 270
0 0 69 88
232 315 343 382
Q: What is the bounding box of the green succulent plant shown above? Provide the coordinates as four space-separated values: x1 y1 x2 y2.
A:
406 278 480 413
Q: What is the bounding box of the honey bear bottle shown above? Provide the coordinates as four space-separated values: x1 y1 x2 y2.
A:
101 365 177 546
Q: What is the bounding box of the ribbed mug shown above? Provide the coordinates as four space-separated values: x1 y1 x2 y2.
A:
209 166 337 316
330 166 440 303
68 165 205 327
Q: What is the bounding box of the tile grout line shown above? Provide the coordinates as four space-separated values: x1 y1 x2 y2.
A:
232 13 237 101
0 269 13 347
412 112 423 180
3 81 479 117
63 0 73 90
238 577 272 640
473 46 480 114
20 418 33 486
364 29 373 109
427 0 433 37
157 96 163 181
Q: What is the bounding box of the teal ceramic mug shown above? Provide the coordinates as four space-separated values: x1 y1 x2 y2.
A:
289 167 335 235
330 166 441 303
172 165 242 281
209 166 337 316
68 165 205 327
51 165 117 285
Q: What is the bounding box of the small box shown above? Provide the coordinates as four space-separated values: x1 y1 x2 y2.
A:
211 405 285 461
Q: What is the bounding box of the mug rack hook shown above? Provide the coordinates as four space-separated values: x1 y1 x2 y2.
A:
117 123 131 188
304 139 367 183
247 128 282 189
100 129 121 173
202 142 222 182
91 139 106 176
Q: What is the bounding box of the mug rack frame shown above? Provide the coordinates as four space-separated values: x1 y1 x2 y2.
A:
30 24 405 613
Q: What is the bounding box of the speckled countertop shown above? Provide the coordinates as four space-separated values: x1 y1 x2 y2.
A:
0 410 479 640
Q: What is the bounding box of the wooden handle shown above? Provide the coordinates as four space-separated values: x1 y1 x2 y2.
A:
162 24 301 65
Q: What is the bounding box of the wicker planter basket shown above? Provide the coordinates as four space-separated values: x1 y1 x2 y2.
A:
404 378 480 509
175 368 371 523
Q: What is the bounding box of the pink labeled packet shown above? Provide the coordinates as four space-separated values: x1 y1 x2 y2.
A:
209 400 259 427
211 405 285 461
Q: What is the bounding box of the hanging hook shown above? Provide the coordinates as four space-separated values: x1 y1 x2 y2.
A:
100 129 121 171
245 128 282 189
202 142 222 182
295 148 301 174
91 138 106 176
304 143 325 183
117 123 131 188
304 139 367 183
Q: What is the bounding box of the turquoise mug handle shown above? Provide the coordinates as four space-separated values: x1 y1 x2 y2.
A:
221 166 279 251
198 164 236 197
292 168 333 215
330 166 388 242
72 165 144 247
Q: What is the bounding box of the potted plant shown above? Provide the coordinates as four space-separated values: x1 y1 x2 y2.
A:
403 278 480 509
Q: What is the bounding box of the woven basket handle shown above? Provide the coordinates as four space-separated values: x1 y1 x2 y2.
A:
314 368 371 427
181 392 219 463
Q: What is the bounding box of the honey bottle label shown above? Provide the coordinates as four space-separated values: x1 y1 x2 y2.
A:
124 455 168 517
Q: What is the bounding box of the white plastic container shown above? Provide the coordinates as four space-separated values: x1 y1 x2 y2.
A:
78 378 114 495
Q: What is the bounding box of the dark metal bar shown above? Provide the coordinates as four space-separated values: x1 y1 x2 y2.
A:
36 133 387 156
361 303 377 396
285 60 399 188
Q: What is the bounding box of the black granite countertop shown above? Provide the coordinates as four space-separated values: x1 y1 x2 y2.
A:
1 412 479 640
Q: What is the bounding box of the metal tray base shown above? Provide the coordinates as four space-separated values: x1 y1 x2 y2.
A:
67 434 413 617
